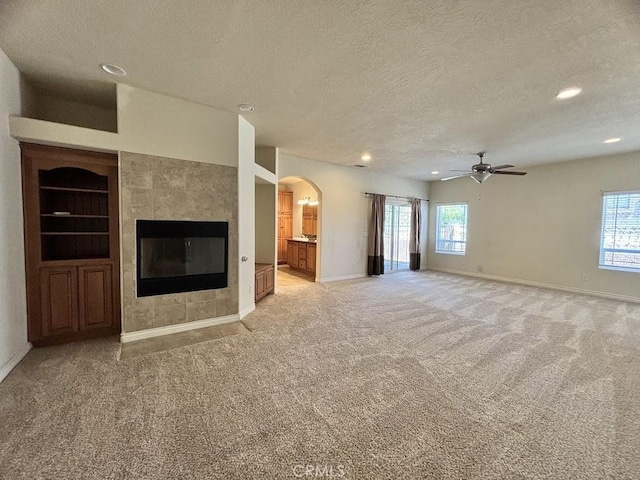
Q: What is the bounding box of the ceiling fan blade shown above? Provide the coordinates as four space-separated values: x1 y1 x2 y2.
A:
448 169 471 172
490 164 514 171
441 173 472 181
492 170 527 176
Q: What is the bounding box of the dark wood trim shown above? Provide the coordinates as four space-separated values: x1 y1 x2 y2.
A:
31 327 120 347
20 143 118 166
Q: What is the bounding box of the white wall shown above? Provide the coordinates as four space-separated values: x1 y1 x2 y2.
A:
238 116 256 316
279 153 429 281
427 152 640 301
117 84 238 166
255 183 276 264
0 48 29 381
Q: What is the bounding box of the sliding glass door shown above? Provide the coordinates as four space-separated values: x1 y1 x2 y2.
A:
384 202 411 271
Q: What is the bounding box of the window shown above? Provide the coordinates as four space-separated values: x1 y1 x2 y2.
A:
384 202 411 271
436 203 467 255
600 191 640 272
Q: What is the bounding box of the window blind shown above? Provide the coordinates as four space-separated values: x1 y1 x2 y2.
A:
435 203 468 255
599 191 640 271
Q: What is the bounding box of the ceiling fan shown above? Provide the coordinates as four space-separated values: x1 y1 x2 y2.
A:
441 152 527 183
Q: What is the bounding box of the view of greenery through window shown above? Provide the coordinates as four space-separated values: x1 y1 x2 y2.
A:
436 204 467 254
384 203 411 271
600 192 640 271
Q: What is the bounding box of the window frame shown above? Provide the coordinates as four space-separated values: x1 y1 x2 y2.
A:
435 202 468 256
599 190 640 273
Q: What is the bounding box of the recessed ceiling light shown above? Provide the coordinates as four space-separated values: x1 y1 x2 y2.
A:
238 104 255 112
603 137 621 143
361 153 372 161
431 171 439 175
100 63 126 76
555 87 582 100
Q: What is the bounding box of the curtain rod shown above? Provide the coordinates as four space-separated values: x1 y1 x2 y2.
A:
364 192 429 202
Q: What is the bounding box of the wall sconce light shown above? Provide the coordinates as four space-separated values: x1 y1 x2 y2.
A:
298 197 319 205
298 196 319 205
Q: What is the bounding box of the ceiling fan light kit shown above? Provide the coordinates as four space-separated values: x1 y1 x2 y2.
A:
470 171 491 184
441 152 527 183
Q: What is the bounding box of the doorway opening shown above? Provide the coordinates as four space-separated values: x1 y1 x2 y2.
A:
384 201 411 272
277 176 321 286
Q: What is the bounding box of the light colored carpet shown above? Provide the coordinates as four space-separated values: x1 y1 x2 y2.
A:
1 271 639 479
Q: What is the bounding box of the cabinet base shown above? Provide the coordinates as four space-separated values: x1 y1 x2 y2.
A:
31 326 121 347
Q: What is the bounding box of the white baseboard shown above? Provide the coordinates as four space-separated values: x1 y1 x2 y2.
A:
0 342 32 383
120 314 239 343
239 303 255 320
427 267 640 304
320 273 367 283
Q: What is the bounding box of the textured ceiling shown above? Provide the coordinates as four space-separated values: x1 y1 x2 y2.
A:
1 0 639 180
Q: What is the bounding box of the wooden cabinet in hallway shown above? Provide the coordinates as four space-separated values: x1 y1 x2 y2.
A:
277 191 293 264
286 239 316 276
255 263 274 302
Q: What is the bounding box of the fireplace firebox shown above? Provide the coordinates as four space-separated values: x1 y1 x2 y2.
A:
136 220 228 297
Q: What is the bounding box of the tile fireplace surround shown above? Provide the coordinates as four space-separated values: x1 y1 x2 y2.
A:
120 152 238 334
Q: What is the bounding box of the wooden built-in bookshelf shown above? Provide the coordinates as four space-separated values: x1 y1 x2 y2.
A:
21 144 121 346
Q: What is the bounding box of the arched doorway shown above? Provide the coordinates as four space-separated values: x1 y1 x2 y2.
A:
277 176 322 287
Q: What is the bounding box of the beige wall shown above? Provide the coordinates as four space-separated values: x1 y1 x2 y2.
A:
12 85 240 165
0 47 28 381
255 146 276 174
117 84 238 167
33 94 117 132
120 152 239 333
279 153 429 281
255 184 276 264
427 152 640 301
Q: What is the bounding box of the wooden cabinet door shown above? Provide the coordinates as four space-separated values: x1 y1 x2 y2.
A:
278 214 293 263
298 243 307 270
277 238 285 263
40 267 79 337
286 242 293 265
282 192 293 215
307 244 316 273
265 267 274 291
288 242 299 268
278 191 293 215
278 192 284 214
79 265 114 330
283 215 292 238
255 270 265 299
278 214 285 238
